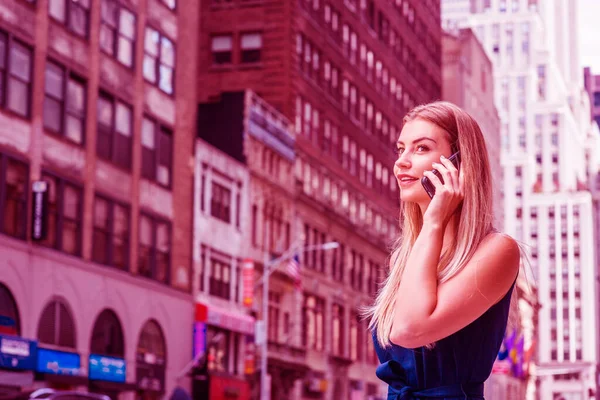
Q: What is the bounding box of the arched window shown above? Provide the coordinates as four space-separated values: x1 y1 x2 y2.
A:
90 309 124 357
0 283 20 335
137 320 166 362
37 299 76 348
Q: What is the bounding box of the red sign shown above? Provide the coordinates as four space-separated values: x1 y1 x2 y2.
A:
242 259 254 307
209 374 250 400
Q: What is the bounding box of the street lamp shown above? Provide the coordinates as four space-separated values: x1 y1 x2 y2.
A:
258 241 339 400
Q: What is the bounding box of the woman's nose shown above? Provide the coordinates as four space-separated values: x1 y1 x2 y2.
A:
396 154 411 169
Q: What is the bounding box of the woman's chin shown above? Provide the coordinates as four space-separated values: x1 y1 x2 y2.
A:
400 190 430 205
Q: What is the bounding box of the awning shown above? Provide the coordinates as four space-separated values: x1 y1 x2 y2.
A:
89 380 139 392
195 303 255 336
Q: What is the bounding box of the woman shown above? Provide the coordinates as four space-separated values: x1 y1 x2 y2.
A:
366 101 520 399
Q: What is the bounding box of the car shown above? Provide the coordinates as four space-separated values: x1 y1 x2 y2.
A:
28 389 110 400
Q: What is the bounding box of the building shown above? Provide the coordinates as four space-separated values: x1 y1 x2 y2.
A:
0 0 198 399
442 0 600 398
584 67 600 130
442 27 503 230
195 0 443 399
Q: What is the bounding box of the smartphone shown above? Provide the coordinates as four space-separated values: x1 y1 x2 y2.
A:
421 151 461 199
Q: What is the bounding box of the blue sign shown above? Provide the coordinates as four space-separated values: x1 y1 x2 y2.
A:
89 354 126 383
0 334 37 370
37 348 81 376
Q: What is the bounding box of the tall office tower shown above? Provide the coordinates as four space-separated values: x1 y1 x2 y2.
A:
194 0 442 399
442 0 600 399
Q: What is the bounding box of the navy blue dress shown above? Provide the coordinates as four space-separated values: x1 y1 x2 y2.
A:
372 282 515 400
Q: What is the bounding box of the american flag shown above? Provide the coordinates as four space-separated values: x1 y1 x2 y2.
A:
287 253 302 291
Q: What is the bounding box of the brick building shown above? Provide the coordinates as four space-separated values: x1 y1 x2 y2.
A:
0 0 198 399
194 0 443 399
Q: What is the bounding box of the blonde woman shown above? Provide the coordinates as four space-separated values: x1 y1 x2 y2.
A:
367 102 520 399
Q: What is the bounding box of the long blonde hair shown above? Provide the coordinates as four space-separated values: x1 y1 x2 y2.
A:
366 101 496 348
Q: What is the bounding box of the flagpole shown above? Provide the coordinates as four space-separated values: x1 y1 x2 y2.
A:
258 240 339 400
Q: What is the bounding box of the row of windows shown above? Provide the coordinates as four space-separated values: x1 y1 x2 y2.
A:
301 293 377 364
300 0 440 93
210 32 263 65
0 153 172 285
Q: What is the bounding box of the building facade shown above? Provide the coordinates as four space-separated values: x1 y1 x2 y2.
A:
584 67 600 131
195 0 443 399
442 0 600 399
0 0 198 398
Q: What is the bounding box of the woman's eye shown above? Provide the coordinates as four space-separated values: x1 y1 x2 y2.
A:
395 147 404 155
416 145 429 152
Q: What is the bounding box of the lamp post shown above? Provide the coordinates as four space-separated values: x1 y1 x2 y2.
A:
258 241 339 400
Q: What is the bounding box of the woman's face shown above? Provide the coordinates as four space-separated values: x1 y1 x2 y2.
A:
393 119 454 205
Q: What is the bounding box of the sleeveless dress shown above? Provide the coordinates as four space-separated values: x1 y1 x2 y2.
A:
372 281 515 400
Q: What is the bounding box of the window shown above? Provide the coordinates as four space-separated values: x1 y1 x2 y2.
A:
594 92 600 107
90 309 124 357
211 182 231 223
100 0 136 68
303 294 324 351
268 291 281 342
209 258 231 300
240 32 262 63
349 311 362 361
37 300 76 348
40 172 83 257
331 304 344 356
141 117 173 188
92 195 130 270
48 0 90 38
211 35 233 65
96 92 132 169
43 61 86 144
160 0 176 10
0 32 33 117
143 27 175 95
0 284 20 335
0 154 28 240
138 214 171 284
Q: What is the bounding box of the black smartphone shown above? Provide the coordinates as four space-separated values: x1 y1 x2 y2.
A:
421 151 461 199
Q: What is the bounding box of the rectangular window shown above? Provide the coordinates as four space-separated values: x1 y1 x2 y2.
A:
43 60 86 144
211 35 233 65
0 154 28 240
209 258 231 300
96 92 132 169
0 32 33 118
100 0 136 68
48 0 90 38
138 213 171 284
143 27 175 95
141 117 173 188
40 172 83 257
331 304 344 356
240 32 262 63
211 182 231 223
160 0 176 10
92 195 130 270
303 294 325 351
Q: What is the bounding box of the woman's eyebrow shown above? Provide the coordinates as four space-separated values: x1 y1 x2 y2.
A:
396 137 438 146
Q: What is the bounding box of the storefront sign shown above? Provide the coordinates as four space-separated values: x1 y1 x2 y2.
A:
88 354 126 383
242 259 254 307
193 322 207 358
31 180 49 241
0 335 37 370
37 348 81 376
244 336 255 375
195 303 254 336
209 374 250 400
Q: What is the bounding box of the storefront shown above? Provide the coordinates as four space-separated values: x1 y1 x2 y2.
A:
0 334 37 397
192 302 255 400
35 347 88 389
136 320 167 400
88 309 137 399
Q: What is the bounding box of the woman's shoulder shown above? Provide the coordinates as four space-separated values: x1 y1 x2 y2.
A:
473 231 521 273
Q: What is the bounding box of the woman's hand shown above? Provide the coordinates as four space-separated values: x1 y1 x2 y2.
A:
422 155 464 227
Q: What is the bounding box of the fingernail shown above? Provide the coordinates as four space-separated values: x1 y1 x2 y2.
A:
440 155 446 159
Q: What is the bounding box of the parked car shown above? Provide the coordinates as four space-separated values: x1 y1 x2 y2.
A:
29 389 110 400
